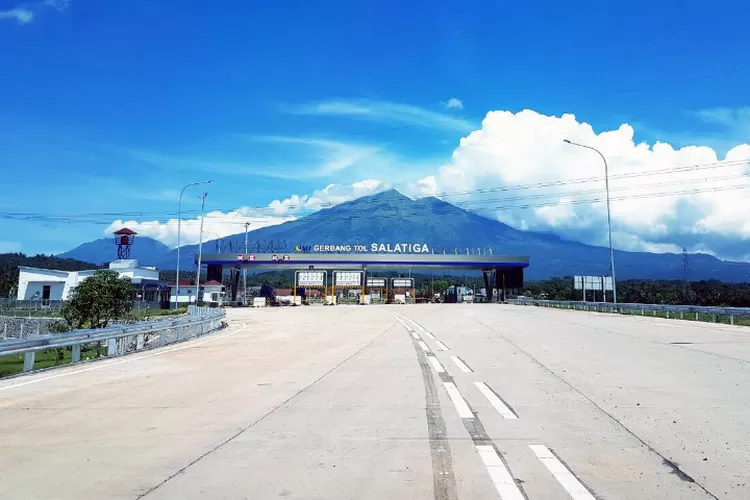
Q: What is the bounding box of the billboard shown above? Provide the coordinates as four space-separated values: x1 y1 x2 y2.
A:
574 276 613 291
334 271 362 287
296 271 326 287
366 277 386 288
392 278 414 288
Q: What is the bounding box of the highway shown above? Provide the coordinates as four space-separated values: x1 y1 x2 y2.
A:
1 305 748 499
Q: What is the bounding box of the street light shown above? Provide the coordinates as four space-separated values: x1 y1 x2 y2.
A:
563 139 617 303
175 180 212 309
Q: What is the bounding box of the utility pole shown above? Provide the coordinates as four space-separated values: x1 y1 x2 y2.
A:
194 192 207 306
244 222 250 306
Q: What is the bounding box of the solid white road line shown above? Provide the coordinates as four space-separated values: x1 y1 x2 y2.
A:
0 322 248 394
443 381 474 419
428 356 446 373
434 340 449 351
474 382 518 419
475 445 526 500
422 330 436 340
530 445 596 500
418 340 430 352
450 355 473 373
410 331 421 340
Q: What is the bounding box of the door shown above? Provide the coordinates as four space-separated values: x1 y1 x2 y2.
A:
42 285 51 305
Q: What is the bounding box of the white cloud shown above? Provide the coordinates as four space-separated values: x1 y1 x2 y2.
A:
104 180 386 247
444 98 464 110
106 208 297 249
288 98 475 133
407 109 750 259
253 136 382 176
268 179 388 215
0 8 34 23
0 0 69 24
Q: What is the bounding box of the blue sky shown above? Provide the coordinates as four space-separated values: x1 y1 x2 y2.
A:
1 0 749 256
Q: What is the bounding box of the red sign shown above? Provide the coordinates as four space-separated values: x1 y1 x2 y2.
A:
271 254 278 261
236 254 244 261
248 254 256 261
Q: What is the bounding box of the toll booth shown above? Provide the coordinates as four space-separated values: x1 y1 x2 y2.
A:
332 271 364 304
294 270 328 305
391 278 415 304
366 277 387 304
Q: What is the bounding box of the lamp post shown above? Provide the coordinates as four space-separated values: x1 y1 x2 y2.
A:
195 192 208 306
563 139 617 303
175 180 212 309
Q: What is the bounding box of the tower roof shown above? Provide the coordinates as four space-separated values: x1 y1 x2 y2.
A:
114 228 137 235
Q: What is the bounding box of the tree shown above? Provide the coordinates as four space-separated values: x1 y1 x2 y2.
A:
62 270 134 329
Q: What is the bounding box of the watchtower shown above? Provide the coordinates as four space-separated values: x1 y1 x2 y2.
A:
114 228 137 259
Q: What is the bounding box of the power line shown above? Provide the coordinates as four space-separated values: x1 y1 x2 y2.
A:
3 157 747 221
4 181 748 227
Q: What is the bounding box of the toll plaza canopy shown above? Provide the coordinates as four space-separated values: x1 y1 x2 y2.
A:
197 252 529 303
198 252 529 270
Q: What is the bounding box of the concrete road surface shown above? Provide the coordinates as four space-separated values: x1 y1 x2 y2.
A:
1 305 748 499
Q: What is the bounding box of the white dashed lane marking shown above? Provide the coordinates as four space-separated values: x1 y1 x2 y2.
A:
434 340 449 351
474 382 518 419
443 381 474 419
418 340 430 352
530 445 596 500
450 355 473 373
475 445 526 500
428 356 446 373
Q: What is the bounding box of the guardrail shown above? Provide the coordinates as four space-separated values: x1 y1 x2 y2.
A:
510 298 750 325
0 307 226 375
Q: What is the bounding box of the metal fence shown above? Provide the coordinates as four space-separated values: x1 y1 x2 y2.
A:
0 307 226 376
510 298 750 325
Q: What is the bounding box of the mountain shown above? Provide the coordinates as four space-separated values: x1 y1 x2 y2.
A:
59 236 171 266
152 189 750 282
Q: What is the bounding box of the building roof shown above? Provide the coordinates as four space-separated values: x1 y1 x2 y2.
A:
113 228 137 235
168 280 195 286
203 280 224 286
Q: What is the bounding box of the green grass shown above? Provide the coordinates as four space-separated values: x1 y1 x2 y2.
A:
0 345 105 378
130 307 187 320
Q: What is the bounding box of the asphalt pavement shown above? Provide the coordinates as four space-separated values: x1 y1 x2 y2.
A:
1 304 748 499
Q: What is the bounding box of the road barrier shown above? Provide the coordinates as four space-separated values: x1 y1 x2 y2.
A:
0 307 226 375
510 298 750 325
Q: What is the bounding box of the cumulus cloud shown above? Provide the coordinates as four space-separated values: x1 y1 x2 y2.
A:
268 179 387 215
106 209 296 249
104 180 386 247
405 109 750 259
444 98 464 110
288 98 475 132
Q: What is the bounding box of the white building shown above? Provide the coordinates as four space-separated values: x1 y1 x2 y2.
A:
168 280 225 305
17 259 161 303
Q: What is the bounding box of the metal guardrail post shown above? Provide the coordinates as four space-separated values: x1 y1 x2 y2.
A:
160 330 167 347
730 315 735 325
20 322 24 338
177 326 184 341
136 333 144 350
107 338 117 356
23 352 35 372
695 312 699 320
666 311 670 319
71 344 81 362
680 311 684 319
712 314 717 323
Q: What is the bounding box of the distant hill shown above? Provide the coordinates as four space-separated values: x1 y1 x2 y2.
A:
60 236 171 266
150 190 750 282
0 253 99 298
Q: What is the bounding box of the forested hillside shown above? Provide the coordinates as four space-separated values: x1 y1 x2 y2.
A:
0 253 99 298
